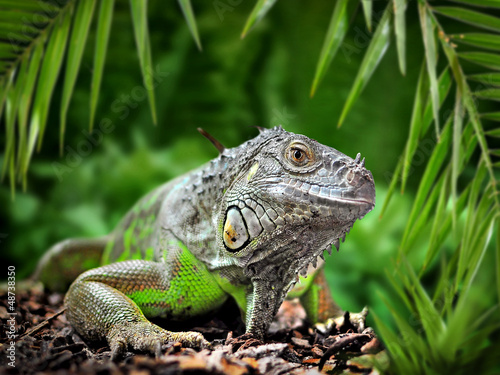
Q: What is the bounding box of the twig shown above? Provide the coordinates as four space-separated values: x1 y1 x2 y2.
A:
19 308 66 339
318 333 371 371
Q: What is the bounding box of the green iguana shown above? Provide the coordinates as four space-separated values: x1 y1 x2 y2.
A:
35 126 375 358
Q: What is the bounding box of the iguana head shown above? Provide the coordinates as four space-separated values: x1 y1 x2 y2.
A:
214 126 375 336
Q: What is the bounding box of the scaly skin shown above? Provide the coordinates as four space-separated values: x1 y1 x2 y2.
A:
38 126 375 357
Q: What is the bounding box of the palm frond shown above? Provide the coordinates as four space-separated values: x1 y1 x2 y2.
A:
177 0 202 50
374 0 500 371
393 0 407 75
89 0 114 131
310 0 352 98
241 0 278 39
0 0 157 191
337 4 391 127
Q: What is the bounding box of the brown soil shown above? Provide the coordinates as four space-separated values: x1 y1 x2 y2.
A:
0 287 387 374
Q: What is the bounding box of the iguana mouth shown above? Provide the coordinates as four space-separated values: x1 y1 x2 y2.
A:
281 180 375 216
280 166 375 213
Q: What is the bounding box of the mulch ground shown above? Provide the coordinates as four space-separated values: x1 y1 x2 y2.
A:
0 286 387 374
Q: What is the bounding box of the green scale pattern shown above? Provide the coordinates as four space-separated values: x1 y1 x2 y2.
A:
128 245 229 319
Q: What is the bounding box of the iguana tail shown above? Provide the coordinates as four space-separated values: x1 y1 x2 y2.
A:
33 236 110 292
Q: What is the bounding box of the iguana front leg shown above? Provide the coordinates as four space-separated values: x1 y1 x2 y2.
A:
65 260 209 359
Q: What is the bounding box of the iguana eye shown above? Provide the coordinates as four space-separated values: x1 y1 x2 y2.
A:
293 149 304 162
286 143 313 167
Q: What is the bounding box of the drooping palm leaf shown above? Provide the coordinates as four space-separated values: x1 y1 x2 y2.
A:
0 0 157 191
241 0 278 39
59 0 96 153
337 4 391 127
89 0 114 131
177 0 202 50
310 0 353 98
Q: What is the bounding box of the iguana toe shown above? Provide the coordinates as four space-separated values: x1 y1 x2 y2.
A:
108 321 210 359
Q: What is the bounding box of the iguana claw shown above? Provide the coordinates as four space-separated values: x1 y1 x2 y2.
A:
108 321 210 359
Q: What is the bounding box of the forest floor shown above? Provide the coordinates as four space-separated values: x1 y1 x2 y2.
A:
0 286 387 374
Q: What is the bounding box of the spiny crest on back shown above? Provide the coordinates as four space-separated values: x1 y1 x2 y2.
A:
256 125 285 134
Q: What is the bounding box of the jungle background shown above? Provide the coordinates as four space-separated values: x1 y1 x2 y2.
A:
1 0 499 373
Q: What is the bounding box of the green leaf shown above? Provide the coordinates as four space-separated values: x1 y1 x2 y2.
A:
130 0 157 125
384 266 414 312
405 261 445 344
0 75 12 132
241 0 278 39
394 0 407 75
177 0 202 50
423 182 470 270
379 157 402 219
475 88 500 101
460 52 500 71
403 172 445 253
89 0 114 131
401 63 427 193
401 118 452 252
401 68 451 193
468 72 500 87
463 199 496 293
487 127 500 136
59 0 96 153
0 0 53 12
457 161 487 287
310 0 351 97
0 44 17 59
433 6 500 33
449 0 500 9
482 112 500 121
441 39 497 192
24 6 72 175
451 33 500 51
338 4 391 127
373 311 415 372
361 0 372 32
464 95 497 202
17 37 45 186
451 88 464 227
497 218 500 304
422 69 452 137
2 66 25 196
419 4 440 140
